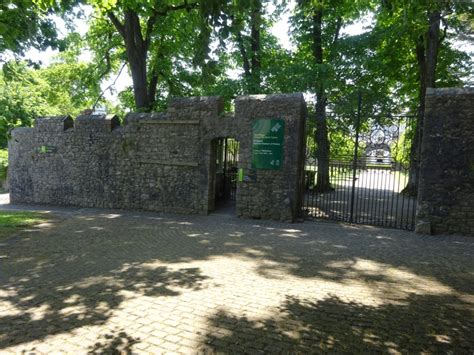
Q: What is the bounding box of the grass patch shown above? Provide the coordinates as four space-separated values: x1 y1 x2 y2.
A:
0 211 48 238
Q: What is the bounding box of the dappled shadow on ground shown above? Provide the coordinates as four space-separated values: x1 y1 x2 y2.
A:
304 184 416 230
0 263 207 348
0 209 473 350
201 293 473 353
88 329 139 354
118 212 473 295
0 214 209 349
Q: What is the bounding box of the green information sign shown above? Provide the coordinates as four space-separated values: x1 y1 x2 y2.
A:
251 119 285 170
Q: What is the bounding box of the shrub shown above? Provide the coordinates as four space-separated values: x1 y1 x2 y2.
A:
0 149 8 182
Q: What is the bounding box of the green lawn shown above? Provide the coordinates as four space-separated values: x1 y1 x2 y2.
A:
0 211 48 238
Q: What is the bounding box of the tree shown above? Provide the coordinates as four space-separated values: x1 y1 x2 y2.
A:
204 0 293 96
34 0 212 111
0 62 50 147
0 0 56 55
374 1 473 196
87 0 228 111
0 57 103 147
220 0 263 94
291 0 369 192
106 2 202 110
0 0 79 56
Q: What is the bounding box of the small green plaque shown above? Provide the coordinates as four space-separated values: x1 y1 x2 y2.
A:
238 168 244 182
251 119 285 170
237 168 257 183
39 145 57 154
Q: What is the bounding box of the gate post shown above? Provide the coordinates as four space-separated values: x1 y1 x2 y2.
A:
234 94 307 222
416 87 474 235
349 92 362 223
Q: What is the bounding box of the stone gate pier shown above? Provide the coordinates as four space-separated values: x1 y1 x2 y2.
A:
9 94 307 222
416 87 474 235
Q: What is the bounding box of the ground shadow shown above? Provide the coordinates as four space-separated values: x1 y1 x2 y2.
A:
200 293 473 353
1 208 473 350
304 185 416 230
88 329 140 354
0 217 209 349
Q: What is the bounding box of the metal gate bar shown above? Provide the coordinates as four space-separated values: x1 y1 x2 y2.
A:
303 102 417 230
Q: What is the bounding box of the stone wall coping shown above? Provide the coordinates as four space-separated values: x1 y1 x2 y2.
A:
139 120 200 125
426 87 474 96
125 112 169 124
35 115 73 131
75 114 119 121
35 115 72 123
10 127 33 138
169 95 221 104
75 114 121 130
35 115 72 125
235 93 305 102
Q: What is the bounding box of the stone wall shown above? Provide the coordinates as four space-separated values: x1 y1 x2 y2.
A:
416 87 474 235
9 94 307 222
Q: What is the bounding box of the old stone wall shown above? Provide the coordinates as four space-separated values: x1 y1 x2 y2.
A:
9 94 306 221
416 87 474 235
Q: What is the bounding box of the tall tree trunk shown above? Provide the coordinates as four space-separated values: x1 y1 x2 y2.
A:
312 8 332 192
233 0 261 94
236 31 251 78
123 11 150 110
249 0 261 93
127 50 150 110
315 91 332 192
403 9 440 196
148 69 159 108
108 3 197 111
108 10 151 111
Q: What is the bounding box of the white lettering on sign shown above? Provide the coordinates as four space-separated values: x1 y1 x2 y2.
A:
271 122 282 132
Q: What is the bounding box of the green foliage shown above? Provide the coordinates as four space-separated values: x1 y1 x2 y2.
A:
391 129 412 168
1 0 80 55
0 0 58 54
0 62 51 147
0 57 103 147
295 0 472 170
1 0 472 144
0 149 8 182
373 0 473 105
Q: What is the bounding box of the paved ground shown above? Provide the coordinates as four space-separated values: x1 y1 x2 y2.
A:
1 199 473 353
305 169 416 230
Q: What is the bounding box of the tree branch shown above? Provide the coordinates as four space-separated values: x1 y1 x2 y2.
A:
144 11 159 50
107 12 125 38
332 16 342 46
327 16 343 61
148 67 159 106
439 16 448 45
144 2 199 50
162 1 199 15
92 62 127 110
236 31 251 77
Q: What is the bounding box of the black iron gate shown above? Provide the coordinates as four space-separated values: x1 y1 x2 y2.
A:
303 102 417 230
215 138 239 204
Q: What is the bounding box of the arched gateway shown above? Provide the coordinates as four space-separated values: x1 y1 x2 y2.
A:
9 94 307 222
